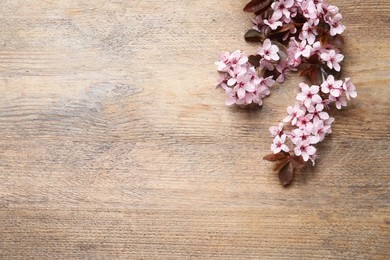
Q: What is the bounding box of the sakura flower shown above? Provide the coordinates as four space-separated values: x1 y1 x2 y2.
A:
224 88 240 106
264 17 283 30
215 52 230 72
312 117 330 142
296 83 322 108
294 40 312 59
300 0 318 22
271 0 295 21
271 134 290 154
231 73 255 99
227 65 247 86
216 74 228 88
296 113 312 128
228 50 249 66
320 49 344 71
327 13 346 36
307 103 330 121
329 95 347 109
276 62 291 83
299 21 318 45
249 84 270 106
291 125 319 145
343 78 357 100
323 117 335 134
261 75 276 88
320 75 343 97
251 15 265 31
283 103 306 125
257 39 280 61
310 41 324 55
270 123 284 137
246 76 273 106
294 140 317 163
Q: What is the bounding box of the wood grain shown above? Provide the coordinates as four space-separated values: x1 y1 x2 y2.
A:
0 0 389 259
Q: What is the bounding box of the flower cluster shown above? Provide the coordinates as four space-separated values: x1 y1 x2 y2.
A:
215 45 277 106
214 0 357 185
270 76 356 165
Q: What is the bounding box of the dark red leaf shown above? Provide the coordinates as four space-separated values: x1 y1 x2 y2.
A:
299 66 311 77
274 157 290 172
320 32 330 46
306 53 319 64
244 29 265 43
329 34 344 49
278 161 294 186
244 0 272 13
291 156 305 169
308 65 320 84
263 152 288 162
248 54 261 67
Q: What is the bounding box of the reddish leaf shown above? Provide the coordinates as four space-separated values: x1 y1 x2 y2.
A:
329 34 344 49
291 156 305 169
306 53 319 64
244 29 265 43
244 0 272 13
308 65 320 84
278 161 294 186
299 66 311 77
263 152 288 162
319 31 330 46
274 157 290 172
248 54 261 67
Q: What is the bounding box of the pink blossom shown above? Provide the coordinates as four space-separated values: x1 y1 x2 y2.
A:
320 75 343 97
343 78 357 100
299 21 318 45
270 123 284 137
324 117 334 134
320 49 343 71
215 52 231 72
227 65 247 86
327 13 346 36
283 103 306 125
294 40 312 59
294 140 316 163
296 113 312 128
312 117 330 142
307 103 330 121
300 0 318 22
228 50 249 66
329 95 347 109
264 17 283 30
257 39 280 61
276 62 291 82
231 73 255 98
249 84 270 105
297 83 322 108
271 134 290 154
291 125 319 145
271 0 295 20
246 76 273 106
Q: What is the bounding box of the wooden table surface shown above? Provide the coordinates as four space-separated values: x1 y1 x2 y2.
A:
0 0 389 259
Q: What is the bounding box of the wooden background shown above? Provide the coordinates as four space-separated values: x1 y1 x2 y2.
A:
0 0 389 258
